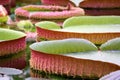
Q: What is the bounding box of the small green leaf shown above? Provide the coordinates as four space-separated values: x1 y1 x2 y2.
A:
35 21 61 30
100 38 120 50
17 20 34 32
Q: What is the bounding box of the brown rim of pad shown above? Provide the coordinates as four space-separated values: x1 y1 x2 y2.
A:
79 0 120 8
41 0 75 7
83 8 120 16
0 28 26 56
16 0 40 4
36 27 120 44
79 0 120 15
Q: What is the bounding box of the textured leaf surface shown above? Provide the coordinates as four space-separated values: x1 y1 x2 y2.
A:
100 38 120 50
30 38 98 54
0 28 26 41
63 16 120 27
64 51 120 66
55 24 120 33
36 21 61 30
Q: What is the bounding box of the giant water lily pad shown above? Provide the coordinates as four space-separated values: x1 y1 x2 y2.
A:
0 28 26 56
36 16 120 44
30 38 120 78
64 51 120 66
15 5 84 23
100 38 120 50
0 28 26 41
30 38 98 54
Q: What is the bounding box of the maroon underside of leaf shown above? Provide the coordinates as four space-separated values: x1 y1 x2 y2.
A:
41 0 70 6
36 27 120 44
0 37 26 56
0 51 26 69
79 0 120 8
83 9 120 16
30 50 120 78
0 1 10 5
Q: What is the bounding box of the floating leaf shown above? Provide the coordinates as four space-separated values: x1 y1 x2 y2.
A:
0 67 23 75
100 38 120 50
30 38 98 54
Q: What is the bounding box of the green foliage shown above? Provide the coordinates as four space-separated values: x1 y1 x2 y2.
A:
17 20 34 32
0 28 26 40
22 6 51 12
35 21 61 30
100 38 120 50
30 38 98 54
63 16 120 27
0 16 8 23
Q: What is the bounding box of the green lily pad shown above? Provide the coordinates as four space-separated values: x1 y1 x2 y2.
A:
63 16 120 27
64 51 120 66
35 21 61 30
17 20 34 32
0 28 26 41
36 16 120 44
100 38 120 50
30 38 120 79
22 5 51 12
55 24 120 33
30 38 120 66
30 38 98 54
62 16 120 33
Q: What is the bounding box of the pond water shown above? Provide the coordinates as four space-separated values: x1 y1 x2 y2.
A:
0 0 119 80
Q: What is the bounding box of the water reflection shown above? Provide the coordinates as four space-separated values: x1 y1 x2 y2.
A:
0 51 26 69
30 69 99 80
